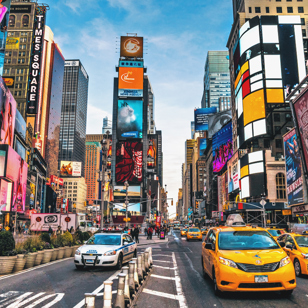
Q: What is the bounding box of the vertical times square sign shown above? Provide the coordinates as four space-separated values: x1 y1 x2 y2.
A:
26 6 46 115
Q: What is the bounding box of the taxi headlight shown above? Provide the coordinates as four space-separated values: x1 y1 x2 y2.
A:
103 250 116 256
219 257 238 269
75 249 81 256
280 256 291 268
301 253 308 259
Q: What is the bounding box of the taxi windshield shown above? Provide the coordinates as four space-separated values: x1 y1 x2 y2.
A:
189 228 200 232
218 231 279 250
87 234 121 246
268 229 284 237
295 236 308 247
183 229 187 231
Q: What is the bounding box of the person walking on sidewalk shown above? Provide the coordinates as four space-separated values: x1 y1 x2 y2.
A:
148 226 153 240
131 226 136 241
144 226 148 238
135 226 139 243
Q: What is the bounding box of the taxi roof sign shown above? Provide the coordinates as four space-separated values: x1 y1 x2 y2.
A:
226 214 246 227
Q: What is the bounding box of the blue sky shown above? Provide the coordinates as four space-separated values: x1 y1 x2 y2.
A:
48 0 233 216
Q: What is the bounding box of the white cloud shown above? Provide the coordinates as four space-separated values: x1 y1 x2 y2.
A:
86 104 112 134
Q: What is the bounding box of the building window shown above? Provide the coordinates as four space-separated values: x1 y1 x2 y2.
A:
255 7 261 13
3 69 10 74
276 173 286 200
16 76 23 81
9 15 15 27
5 51 11 57
249 7 252 13
16 69 24 74
20 44 26 50
274 113 280 122
298 7 304 13
277 7 282 13
22 15 30 27
18 51 26 57
4 58 11 64
301 18 305 25
15 84 22 89
274 126 280 134
303 29 307 37
20 37 27 43
266 7 270 13
18 58 25 64
287 7 293 13
275 139 282 148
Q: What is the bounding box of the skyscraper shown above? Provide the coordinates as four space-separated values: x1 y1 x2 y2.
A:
146 76 155 134
202 51 231 110
102 116 112 134
58 60 89 177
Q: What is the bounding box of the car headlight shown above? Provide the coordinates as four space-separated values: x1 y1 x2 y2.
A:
301 253 308 259
103 250 116 256
219 257 238 269
280 256 291 268
75 250 81 256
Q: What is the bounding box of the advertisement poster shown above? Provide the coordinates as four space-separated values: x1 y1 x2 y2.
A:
208 110 232 138
0 0 11 75
0 179 12 212
194 107 217 131
0 79 16 148
116 142 143 184
15 108 26 139
29 182 36 209
114 185 141 197
5 37 19 50
156 215 161 228
227 152 239 193
284 128 304 206
198 138 207 156
120 36 143 58
147 139 157 171
6 146 28 212
293 90 308 176
212 122 233 173
114 202 141 213
3 76 14 88
60 161 82 177
118 67 143 97
217 176 223 212
117 100 143 139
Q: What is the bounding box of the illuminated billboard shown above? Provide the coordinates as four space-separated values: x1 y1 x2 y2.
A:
283 128 304 206
194 107 216 131
114 202 141 213
120 36 143 58
118 67 143 97
114 185 141 197
212 122 233 173
5 37 19 50
235 15 305 148
0 0 11 75
3 76 14 88
117 100 143 139
60 161 82 177
116 141 143 184
26 6 47 115
198 138 207 157
208 110 232 138
227 151 239 193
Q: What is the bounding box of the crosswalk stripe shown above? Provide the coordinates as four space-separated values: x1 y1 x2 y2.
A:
41 293 65 308
23 294 55 308
0 293 33 308
6 293 45 308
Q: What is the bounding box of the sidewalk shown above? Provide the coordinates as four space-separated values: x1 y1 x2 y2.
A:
137 234 169 246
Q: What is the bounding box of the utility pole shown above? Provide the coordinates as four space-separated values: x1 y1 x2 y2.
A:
124 181 129 228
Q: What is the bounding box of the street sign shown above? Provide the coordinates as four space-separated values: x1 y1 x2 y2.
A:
260 199 266 207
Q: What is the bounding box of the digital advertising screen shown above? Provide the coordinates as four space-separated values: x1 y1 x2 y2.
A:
114 185 141 197
212 122 233 173
60 161 82 177
208 110 232 138
117 100 143 139
0 0 11 75
15 108 26 139
284 128 304 206
120 36 143 58
116 141 143 184
118 67 143 97
114 202 141 213
0 179 12 212
198 138 207 157
194 107 217 131
227 152 239 193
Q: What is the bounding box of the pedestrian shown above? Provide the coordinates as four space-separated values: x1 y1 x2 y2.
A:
131 226 135 241
69 226 74 234
56 225 61 235
144 226 148 238
135 226 139 243
18 224 21 234
148 226 153 240
0 224 3 232
48 226 53 237
76 225 80 232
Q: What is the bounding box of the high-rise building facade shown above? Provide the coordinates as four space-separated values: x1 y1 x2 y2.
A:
102 116 112 134
58 60 89 177
63 177 87 213
146 76 155 134
202 51 231 110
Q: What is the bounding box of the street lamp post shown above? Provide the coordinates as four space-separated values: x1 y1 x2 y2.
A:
48 205 51 213
124 181 129 228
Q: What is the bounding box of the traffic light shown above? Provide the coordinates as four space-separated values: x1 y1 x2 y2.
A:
196 202 199 209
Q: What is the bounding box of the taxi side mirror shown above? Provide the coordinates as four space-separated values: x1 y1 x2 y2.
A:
285 243 293 250
278 241 285 248
205 243 215 250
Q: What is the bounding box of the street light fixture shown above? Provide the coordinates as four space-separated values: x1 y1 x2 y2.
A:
48 205 51 213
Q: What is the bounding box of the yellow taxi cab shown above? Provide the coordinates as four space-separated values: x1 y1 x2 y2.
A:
201 215 296 296
187 227 202 241
201 227 208 235
180 228 188 237
277 232 308 277
266 227 286 239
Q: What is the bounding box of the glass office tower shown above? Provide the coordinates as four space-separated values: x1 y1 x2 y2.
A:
58 60 89 177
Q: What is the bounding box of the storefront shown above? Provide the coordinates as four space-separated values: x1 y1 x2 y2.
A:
292 204 308 223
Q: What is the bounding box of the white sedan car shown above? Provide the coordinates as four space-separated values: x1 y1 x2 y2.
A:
74 232 137 270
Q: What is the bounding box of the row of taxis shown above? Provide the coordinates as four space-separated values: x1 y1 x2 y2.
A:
201 215 298 296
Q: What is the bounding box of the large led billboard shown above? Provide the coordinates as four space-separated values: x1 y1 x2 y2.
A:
60 161 82 177
194 107 216 131
117 100 143 139
208 110 232 138
198 138 207 157
0 0 11 75
234 15 305 149
212 122 233 173
120 36 143 58
118 67 144 97
116 141 143 184
114 185 141 197
283 128 304 206
227 151 239 193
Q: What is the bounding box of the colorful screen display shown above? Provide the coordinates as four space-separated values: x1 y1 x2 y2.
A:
114 185 141 197
194 107 217 131
116 141 143 184
0 0 11 76
60 161 82 177
212 122 233 173
198 138 207 156
118 67 144 97
208 110 232 138
120 36 143 58
227 151 239 193
117 100 143 139
283 128 304 206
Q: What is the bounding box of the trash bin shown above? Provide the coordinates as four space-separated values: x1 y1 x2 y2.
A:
160 231 165 239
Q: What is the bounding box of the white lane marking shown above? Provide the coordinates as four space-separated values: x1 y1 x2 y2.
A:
6 292 45 308
153 265 176 270
41 293 65 308
172 252 188 308
143 288 179 300
23 294 55 308
151 254 172 257
151 274 175 280
152 260 172 263
0 292 33 308
0 258 73 281
72 270 121 308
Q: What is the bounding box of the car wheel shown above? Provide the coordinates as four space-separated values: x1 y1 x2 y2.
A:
213 270 222 297
282 290 293 297
75 265 84 270
116 253 123 270
294 259 301 277
133 250 137 258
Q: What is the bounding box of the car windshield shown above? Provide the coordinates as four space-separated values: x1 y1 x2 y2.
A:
189 228 200 232
218 231 280 250
87 234 121 246
183 229 187 231
87 222 93 227
268 229 284 237
295 236 308 247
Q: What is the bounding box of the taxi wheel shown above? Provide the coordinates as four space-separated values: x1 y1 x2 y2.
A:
213 270 222 297
294 259 301 277
116 253 123 270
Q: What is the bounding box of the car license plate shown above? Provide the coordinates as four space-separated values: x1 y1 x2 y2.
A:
255 275 268 283
86 259 94 263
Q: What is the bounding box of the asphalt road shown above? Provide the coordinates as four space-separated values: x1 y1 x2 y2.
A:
136 230 308 308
